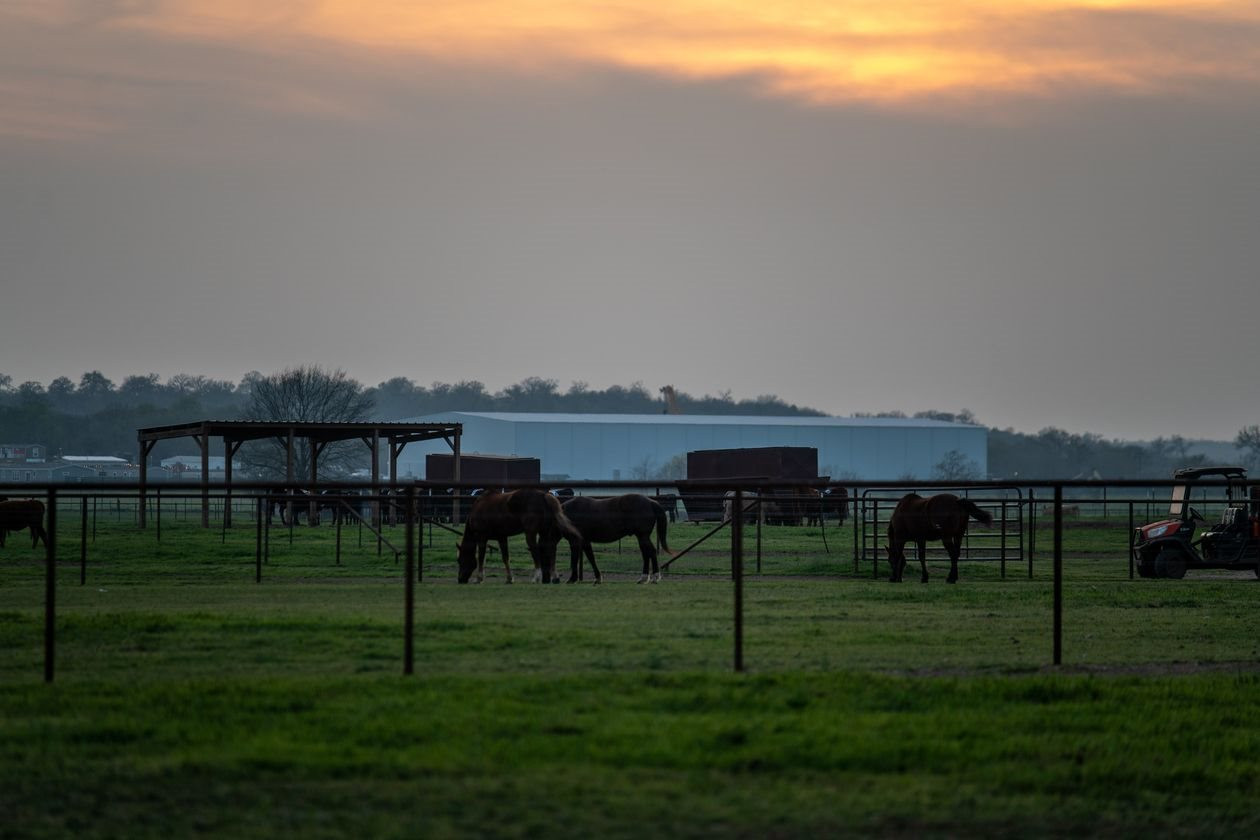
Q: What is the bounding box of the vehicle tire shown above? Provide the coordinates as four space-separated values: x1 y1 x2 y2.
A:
1136 556 1157 579
1154 548 1188 580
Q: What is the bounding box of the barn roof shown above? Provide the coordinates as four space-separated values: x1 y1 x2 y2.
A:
407 412 982 430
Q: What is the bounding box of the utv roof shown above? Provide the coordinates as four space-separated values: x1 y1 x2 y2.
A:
1172 466 1248 480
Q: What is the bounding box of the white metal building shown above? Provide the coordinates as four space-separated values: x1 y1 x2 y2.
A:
393 413 987 481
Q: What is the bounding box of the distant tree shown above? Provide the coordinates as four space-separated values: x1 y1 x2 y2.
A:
658 454 688 480
931 450 981 481
499 377 560 411
119 374 163 404
242 366 374 479
629 455 658 480
1236 426 1260 469
47 376 75 411
914 409 978 425
0 373 11 393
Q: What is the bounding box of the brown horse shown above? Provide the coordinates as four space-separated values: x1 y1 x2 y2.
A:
0 498 48 549
456 488 585 584
561 494 678 584
885 493 993 584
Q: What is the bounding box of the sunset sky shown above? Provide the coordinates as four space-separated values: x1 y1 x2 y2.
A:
2 1 1258 439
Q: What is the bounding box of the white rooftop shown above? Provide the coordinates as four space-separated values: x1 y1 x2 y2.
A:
407 412 981 429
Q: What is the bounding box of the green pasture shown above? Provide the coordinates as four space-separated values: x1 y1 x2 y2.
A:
2 511 1258 838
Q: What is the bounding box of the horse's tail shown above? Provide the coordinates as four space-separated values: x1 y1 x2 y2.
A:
652 500 678 557
959 499 993 527
554 504 585 546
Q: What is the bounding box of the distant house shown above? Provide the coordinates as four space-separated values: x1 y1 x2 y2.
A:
161 455 228 473
0 443 47 462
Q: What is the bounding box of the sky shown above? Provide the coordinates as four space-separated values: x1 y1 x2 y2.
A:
2 1 1259 442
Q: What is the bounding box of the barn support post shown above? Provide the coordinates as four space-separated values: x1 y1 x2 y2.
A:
452 430 462 526
1053 484 1063 666
370 429 381 529
308 438 320 526
198 431 210 528
732 488 744 673
403 486 416 676
44 487 57 684
137 438 157 528
223 439 240 529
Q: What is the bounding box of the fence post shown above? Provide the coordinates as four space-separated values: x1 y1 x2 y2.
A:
1134 503 1144 581
44 488 57 684
255 497 263 584
1053 484 1063 666
404 486 416 676
732 488 744 673
80 496 87 586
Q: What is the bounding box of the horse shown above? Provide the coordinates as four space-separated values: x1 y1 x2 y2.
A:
264 487 313 526
806 488 849 527
0 498 49 549
456 488 585 584
885 493 993 584
561 494 678 584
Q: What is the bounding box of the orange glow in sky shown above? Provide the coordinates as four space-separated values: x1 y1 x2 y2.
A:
4 1 1260 140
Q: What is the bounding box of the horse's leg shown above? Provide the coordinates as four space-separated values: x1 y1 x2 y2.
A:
945 535 961 583
498 537 512 583
475 541 487 583
524 530 549 583
635 533 659 583
918 539 929 583
579 539 599 584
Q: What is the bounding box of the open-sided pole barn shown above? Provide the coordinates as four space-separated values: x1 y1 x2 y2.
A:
136 420 463 528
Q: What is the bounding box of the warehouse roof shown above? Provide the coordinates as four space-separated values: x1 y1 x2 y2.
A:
407 412 982 430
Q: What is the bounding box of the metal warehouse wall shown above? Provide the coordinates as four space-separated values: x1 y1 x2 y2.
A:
391 413 988 482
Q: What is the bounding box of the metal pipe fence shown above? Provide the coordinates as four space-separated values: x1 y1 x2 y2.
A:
4 477 1256 682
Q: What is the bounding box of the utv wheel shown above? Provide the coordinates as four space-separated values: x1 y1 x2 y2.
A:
1154 549 1188 580
1136 557 1156 579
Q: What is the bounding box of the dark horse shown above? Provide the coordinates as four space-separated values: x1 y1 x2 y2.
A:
886 493 993 584
0 498 49 549
456 488 585 584
561 494 678 584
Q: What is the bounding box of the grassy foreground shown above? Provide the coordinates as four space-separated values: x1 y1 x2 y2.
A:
1 517 1259 837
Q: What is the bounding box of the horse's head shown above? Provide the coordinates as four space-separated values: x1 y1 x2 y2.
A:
455 540 478 584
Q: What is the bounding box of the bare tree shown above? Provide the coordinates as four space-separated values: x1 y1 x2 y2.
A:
931 450 982 481
242 366 375 479
1236 426 1260 469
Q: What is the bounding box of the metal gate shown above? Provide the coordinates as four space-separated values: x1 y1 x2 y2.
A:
859 486 1025 578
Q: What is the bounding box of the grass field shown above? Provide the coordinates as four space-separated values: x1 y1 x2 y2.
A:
2 510 1259 837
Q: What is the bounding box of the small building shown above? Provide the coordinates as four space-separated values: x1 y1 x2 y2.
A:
0 443 47 462
424 453 541 485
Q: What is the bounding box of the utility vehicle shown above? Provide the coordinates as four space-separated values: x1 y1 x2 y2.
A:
1132 466 1260 579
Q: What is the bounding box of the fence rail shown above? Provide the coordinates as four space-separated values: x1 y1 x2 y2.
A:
5 477 1259 682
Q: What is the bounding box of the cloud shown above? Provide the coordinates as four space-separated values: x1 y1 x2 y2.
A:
3 1 1259 143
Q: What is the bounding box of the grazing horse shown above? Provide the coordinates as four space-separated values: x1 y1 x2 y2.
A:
0 498 49 549
456 489 585 584
562 494 678 584
885 493 993 584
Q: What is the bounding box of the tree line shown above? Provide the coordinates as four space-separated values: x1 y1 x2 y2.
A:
0 369 1251 479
